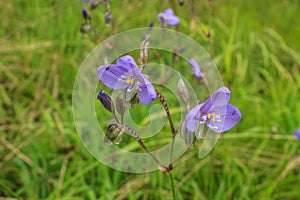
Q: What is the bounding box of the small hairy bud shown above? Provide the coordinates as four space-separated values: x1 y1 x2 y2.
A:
97 90 113 112
104 11 113 26
104 123 123 145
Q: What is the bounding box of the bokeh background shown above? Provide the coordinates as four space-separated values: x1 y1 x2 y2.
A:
1 0 300 199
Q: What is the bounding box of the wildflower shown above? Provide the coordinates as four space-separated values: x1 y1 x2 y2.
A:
157 8 180 26
189 58 202 78
97 90 113 112
294 129 300 140
185 87 241 133
97 55 156 105
83 0 91 3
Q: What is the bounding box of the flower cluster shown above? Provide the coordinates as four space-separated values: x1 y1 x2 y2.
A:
95 5 242 175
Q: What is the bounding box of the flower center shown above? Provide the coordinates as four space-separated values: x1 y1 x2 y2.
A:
200 113 220 123
126 77 135 84
207 113 218 122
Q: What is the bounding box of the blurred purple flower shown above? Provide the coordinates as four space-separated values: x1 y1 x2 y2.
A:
83 0 91 2
189 58 202 78
82 8 91 20
294 129 300 140
185 87 241 133
157 8 179 26
97 55 156 104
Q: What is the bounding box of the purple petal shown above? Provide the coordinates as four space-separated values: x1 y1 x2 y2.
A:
137 76 156 104
97 64 131 90
157 13 165 24
206 104 241 133
189 58 202 78
185 104 203 132
164 8 174 16
117 55 138 70
294 129 300 140
200 87 231 113
167 16 180 26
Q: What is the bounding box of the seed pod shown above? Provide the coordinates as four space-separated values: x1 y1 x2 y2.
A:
97 90 113 112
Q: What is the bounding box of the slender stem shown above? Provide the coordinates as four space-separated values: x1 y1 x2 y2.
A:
156 90 176 136
168 171 176 200
121 124 171 171
171 0 180 31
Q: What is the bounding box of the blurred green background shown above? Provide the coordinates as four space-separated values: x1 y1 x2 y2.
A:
1 0 300 199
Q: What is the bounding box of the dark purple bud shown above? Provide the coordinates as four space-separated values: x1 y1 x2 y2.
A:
148 21 154 29
90 0 102 10
179 0 185 6
82 8 91 20
104 11 113 25
97 90 113 112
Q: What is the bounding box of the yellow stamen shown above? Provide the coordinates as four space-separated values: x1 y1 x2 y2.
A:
212 114 217 122
126 78 135 84
207 113 218 122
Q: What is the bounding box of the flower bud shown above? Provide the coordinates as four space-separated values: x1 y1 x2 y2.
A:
80 23 91 35
90 0 102 10
148 21 154 30
177 73 190 110
82 8 91 21
97 90 113 112
104 11 113 26
179 121 195 146
104 123 123 145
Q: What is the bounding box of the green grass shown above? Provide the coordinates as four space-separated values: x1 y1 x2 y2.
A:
1 0 300 199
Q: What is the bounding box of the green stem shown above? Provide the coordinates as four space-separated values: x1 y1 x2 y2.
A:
168 172 176 200
171 0 180 31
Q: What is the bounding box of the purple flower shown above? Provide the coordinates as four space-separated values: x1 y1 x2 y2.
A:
294 129 300 140
83 0 91 2
97 55 156 105
157 8 180 26
185 87 241 133
189 58 202 78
